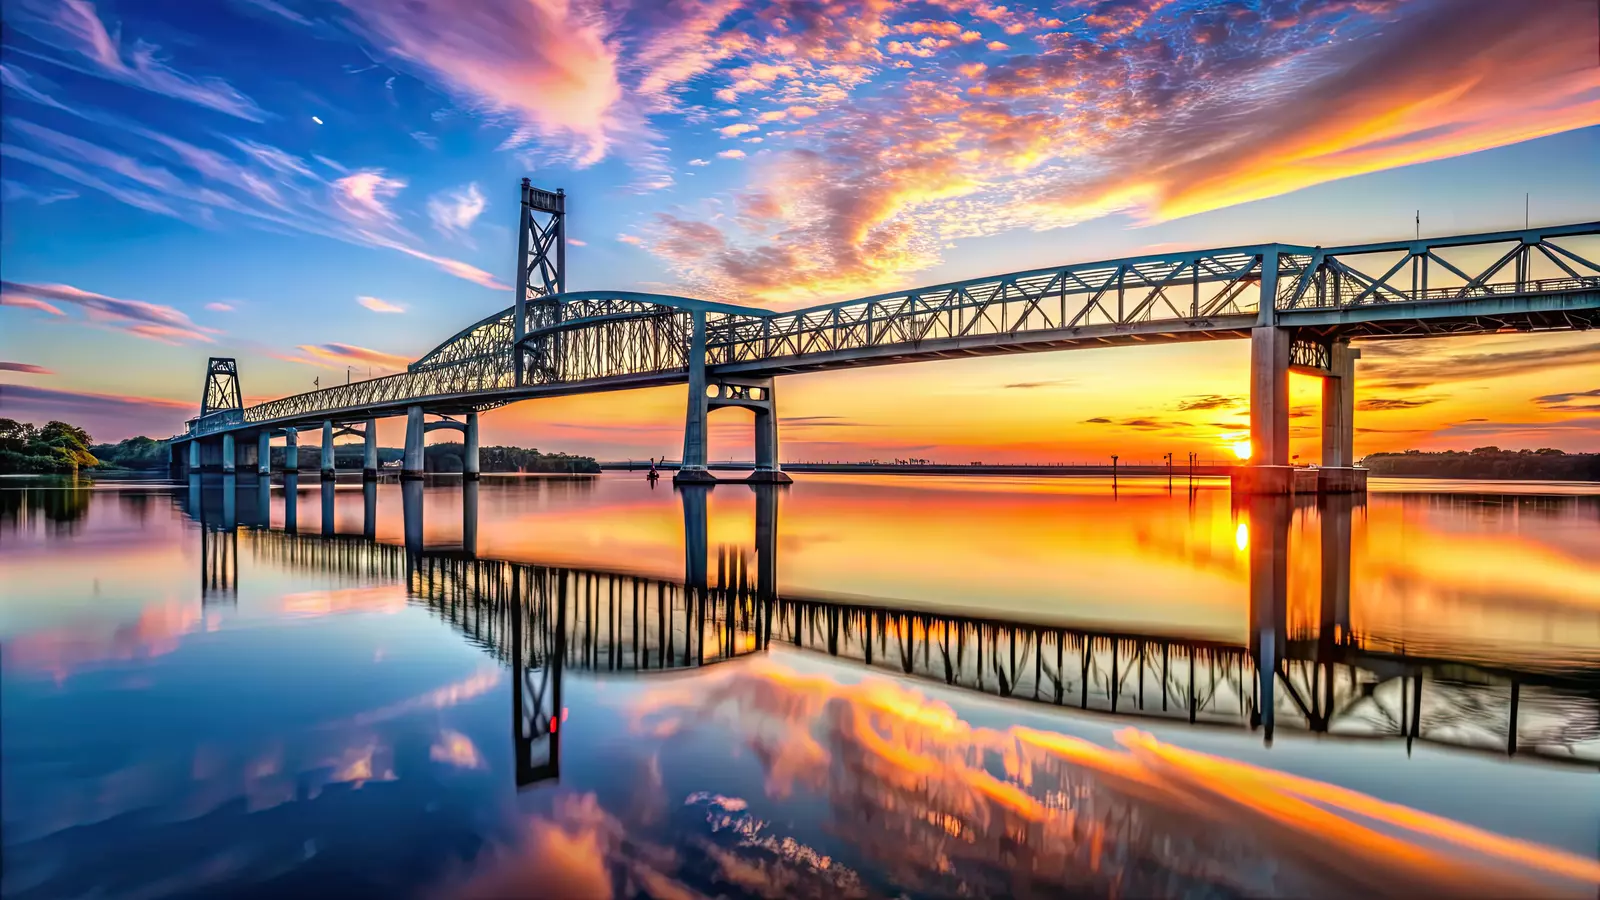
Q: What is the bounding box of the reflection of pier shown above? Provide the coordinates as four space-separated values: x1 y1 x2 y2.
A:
183 478 1600 767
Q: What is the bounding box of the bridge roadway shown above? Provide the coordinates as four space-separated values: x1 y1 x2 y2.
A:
180 477 1600 774
168 182 1600 493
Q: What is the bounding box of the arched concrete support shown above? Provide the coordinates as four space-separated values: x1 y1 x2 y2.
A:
465 411 480 480
321 420 336 480
403 406 425 480
222 433 236 474
258 431 271 476
363 419 378 481
676 310 715 485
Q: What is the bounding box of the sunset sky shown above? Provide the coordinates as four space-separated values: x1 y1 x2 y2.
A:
2 0 1598 463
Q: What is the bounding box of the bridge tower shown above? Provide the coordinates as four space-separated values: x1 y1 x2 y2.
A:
200 357 242 419
512 179 566 387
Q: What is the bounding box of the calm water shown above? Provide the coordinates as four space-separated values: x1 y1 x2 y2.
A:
2 473 1598 898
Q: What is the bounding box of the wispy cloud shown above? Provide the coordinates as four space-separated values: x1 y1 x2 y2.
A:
0 86 506 289
294 342 413 371
356 295 405 314
427 182 486 238
1 280 214 343
0 383 193 441
1533 387 1600 411
1175 394 1239 411
0 362 54 374
204 302 235 312
1358 397 1442 411
332 0 628 167
10 0 266 120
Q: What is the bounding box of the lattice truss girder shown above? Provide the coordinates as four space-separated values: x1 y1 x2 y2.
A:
708 250 1270 365
1278 227 1600 309
189 224 1599 436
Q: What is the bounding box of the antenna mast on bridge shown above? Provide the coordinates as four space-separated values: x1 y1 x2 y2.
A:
513 179 566 386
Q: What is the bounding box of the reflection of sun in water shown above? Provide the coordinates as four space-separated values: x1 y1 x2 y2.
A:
1235 522 1249 551
1230 439 1252 460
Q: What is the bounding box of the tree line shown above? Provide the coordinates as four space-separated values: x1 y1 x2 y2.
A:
0 418 600 475
1361 447 1600 480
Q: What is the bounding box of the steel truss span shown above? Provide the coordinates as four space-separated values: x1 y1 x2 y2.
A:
181 222 1600 439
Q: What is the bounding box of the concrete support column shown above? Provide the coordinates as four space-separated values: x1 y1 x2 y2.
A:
283 428 299 472
188 440 200 471
321 480 336 536
362 481 377 541
753 485 778 602
747 377 792 484
465 411 480 480
321 420 335 480
681 485 709 591
403 406 425 480
222 475 237 529
1249 326 1290 467
1319 494 1354 649
463 479 478 557
283 472 299 533
1247 494 1291 745
222 433 235 474
402 477 424 560
258 431 271 476
1322 341 1358 468
363 419 378 481
675 310 715 485
257 478 271 529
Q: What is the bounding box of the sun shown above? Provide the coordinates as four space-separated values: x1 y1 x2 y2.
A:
1230 439 1252 460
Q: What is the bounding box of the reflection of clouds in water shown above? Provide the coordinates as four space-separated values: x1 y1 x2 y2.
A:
430 729 485 770
3 600 201 682
278 585 409 617
634 660 1600 898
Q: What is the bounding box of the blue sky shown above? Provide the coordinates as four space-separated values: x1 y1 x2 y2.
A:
2 0 1598 459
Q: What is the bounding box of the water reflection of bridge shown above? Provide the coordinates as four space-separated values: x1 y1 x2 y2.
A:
179 475 1600 784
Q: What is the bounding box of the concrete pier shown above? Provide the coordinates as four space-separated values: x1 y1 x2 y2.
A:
321 420 335 480
284 427 299 472
258 432 271 476
222 433 235 474
403 406 425 480
465 411 480 480
363 419 378 481
675 310 716 485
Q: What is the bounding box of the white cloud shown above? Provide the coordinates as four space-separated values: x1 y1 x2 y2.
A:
426 181 486 236
716 149 746 159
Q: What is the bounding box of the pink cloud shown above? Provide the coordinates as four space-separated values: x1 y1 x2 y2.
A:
294 342 413 372
334 170 406 222
357 295 405 314
0 280 214 343
334 0 627 167
12 0 265 120
0 362 54 374
0 383 193 441
204 302 234 312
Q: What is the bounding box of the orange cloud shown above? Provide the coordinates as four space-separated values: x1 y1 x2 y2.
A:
294 342 413 372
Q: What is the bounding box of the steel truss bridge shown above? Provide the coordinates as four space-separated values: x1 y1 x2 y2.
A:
178 480 1600 781
172 180 1600 481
